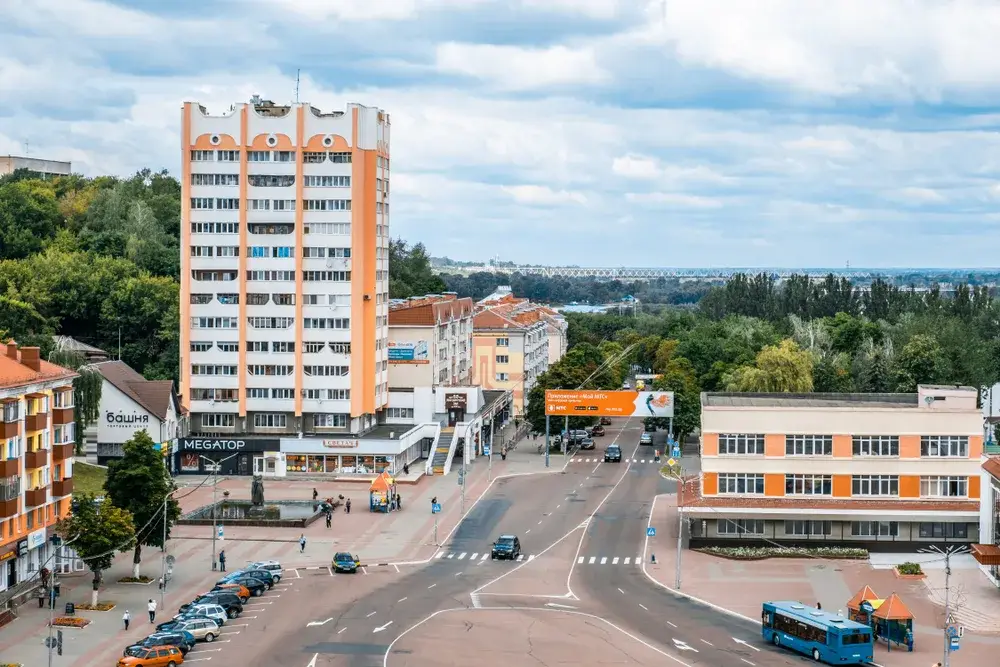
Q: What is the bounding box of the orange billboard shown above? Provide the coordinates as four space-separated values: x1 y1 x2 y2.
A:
544 390 674 418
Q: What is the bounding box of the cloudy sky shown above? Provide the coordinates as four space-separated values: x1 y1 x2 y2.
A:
4 0 1000 268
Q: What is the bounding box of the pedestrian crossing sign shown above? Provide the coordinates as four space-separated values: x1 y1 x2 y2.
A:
647 527 656 537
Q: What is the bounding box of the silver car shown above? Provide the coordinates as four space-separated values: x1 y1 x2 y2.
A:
175 603 227 627
172 618 222 643
249 560 283 583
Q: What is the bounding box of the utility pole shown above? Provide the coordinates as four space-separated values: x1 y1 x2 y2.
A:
460 423 468 516
159 496 168 608
919 544 967 667
487 409 495 481
203 453 238 570
675 469 684 589
545 415 550 468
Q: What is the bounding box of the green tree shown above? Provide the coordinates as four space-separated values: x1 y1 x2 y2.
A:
99 274 179 378
57 495 135 605
388 239 446 298
0 179 61 259
891 333 945 392
725 339 814 392
651 357 701 444
104 431 181 579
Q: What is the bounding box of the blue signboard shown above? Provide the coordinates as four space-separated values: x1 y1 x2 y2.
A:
647 527 656 537
432 503 442 514
388 340 429 363
484 443 491 457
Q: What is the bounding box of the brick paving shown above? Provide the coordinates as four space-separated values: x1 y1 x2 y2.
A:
644 492 1000 667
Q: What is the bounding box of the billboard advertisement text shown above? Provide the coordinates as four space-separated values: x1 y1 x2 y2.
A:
544 390 674 418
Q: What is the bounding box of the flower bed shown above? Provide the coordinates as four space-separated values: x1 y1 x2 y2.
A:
51 617 91 628
2 662 26 667
117 576 154 585
894 562 926 579
696 546 869 561
73 602 116 611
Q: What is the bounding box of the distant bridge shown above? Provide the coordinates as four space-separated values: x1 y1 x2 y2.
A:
471 266 879 281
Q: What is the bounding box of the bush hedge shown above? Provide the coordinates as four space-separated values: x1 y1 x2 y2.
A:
896 562 924 575
696 546 869 560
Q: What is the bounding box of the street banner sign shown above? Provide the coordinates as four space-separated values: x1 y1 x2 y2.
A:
545 390 674 418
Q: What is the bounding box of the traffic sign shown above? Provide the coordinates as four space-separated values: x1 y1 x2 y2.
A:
432 503 442 514
647 527 656 537
667 458 676 467
217 526 224 541
950 635 960 651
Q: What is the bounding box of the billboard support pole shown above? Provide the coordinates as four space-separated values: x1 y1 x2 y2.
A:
563 416 568 455
544 415 550 468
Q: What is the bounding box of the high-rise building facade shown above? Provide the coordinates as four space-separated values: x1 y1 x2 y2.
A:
179 98 391 444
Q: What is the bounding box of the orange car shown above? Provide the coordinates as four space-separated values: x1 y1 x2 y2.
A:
117 645 183 666
213 582 250 602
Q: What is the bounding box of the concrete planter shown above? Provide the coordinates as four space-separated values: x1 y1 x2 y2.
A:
893 567 926 580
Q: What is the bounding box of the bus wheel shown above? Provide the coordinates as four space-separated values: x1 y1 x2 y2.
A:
811 648 820 661
772 634 780 647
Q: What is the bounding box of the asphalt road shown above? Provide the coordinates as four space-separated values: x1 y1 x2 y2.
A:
243 418 813 667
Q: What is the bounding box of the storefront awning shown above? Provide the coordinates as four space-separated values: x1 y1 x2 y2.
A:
972 543 1000 566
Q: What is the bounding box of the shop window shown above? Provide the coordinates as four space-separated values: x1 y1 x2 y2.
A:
286 455 307 473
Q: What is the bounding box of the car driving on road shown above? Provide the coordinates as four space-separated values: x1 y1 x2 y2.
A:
491 534 521 560
604 445 622 462
639 432 653 446
332 552 359 573
580 437 595 450
591 425 605 436
600 417 612 425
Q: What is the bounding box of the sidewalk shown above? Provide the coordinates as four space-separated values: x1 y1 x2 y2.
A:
644 493 1000 667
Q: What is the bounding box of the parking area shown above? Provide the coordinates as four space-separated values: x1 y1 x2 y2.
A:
281 561 405 578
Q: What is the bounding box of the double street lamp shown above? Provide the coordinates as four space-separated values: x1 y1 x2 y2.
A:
202 453 239 571
917 544 969 667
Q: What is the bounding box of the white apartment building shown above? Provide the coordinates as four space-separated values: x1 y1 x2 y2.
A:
180 97 391 451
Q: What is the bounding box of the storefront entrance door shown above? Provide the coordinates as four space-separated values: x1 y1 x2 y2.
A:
253 457 265 475
6 558 15 587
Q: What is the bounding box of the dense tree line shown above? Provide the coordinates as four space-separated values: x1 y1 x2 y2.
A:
441 271 710 306
526 272 1000 442
0 168 446 383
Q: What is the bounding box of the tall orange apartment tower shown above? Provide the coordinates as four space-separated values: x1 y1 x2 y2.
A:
179 98 390 441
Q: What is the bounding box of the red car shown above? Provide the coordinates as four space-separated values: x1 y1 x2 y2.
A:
591 425 605 436
599 417 612 425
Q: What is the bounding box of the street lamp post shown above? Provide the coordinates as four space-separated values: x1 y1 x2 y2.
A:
201 453 239 571
45 535 79 667
918 545 968 667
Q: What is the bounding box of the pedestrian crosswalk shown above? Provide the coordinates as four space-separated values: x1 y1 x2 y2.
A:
571 457 663 464
432 551 644 566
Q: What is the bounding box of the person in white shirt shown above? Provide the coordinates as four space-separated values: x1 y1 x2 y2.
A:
147 599 157 623
122 609 130 631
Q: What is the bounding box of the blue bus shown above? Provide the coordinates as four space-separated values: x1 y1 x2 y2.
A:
762 601 874 664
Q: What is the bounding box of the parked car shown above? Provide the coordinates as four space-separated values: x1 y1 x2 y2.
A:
221 568 275 589
491 534 521 560
332 552 359 573
600 417 612 425
172 603 228 627
604 445 622 463
116 645 184 667
248 560 283 583
580 437 595 450
639 432 653 446
157 618 221 643
181 592 242 618
591 425 605 437
223 576 267 597
124 631 195 657
212 583 250 603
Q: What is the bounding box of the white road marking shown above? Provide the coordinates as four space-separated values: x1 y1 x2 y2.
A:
528 555 535 561
600 557 608 564
555 504 560 509
636 555 641 564
481 553 489 560
516 555 525 561
641 459 646 463
624 557 631 565
470 553 478 560
740 660 755 666
578 557 584 564
398 597 407 603
639 603 648 610
190 648 222 653
589 557 596 564
455 571 463 576
591 462 601 474
306 617 333 627
612 557 620 564
373 620 394 633
307 653 318 667
184 659 212 663
361 566 368 575
338 627 346 634
733 638 760 651
700 639 713 646
525 529 530 534
667 621 677 628
393 564 400 573
447 554 454 559
537 520 542 525
366 611 377 617
428 584 436 589
458 552 467 560
435 552 445 559
672 638 698 652
617 588 625 594
544 602 576 609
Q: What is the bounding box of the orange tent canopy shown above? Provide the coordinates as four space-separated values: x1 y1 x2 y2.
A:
369 471 395 493
847 585 880 610
871 593 914 621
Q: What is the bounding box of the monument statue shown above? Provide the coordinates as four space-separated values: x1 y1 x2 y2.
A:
251 475 265 506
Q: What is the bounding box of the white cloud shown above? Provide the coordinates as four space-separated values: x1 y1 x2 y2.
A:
265 0 491 21
501 185 588 206
434 43 608 90
611 155 660 179
782 136 855 157
625 192 723 209
896 187 947 203
517 0 627 20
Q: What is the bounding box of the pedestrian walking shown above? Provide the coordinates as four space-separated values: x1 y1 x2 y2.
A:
218 549 226 572
345 498 351 514
312 487 318 501
299 534 306 553
325 511 332 528
403 462 409 475
147 599 156 623
397 493 402 510
122 609 131 631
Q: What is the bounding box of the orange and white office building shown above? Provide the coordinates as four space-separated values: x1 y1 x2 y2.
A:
179 97 392 475
1 342 77 594
681 386 984 550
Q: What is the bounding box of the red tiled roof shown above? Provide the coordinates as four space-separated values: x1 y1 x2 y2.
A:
389 296 473 326
984 456 1000 482
0 343 77 390
679 477 977 513
473 308 525 330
